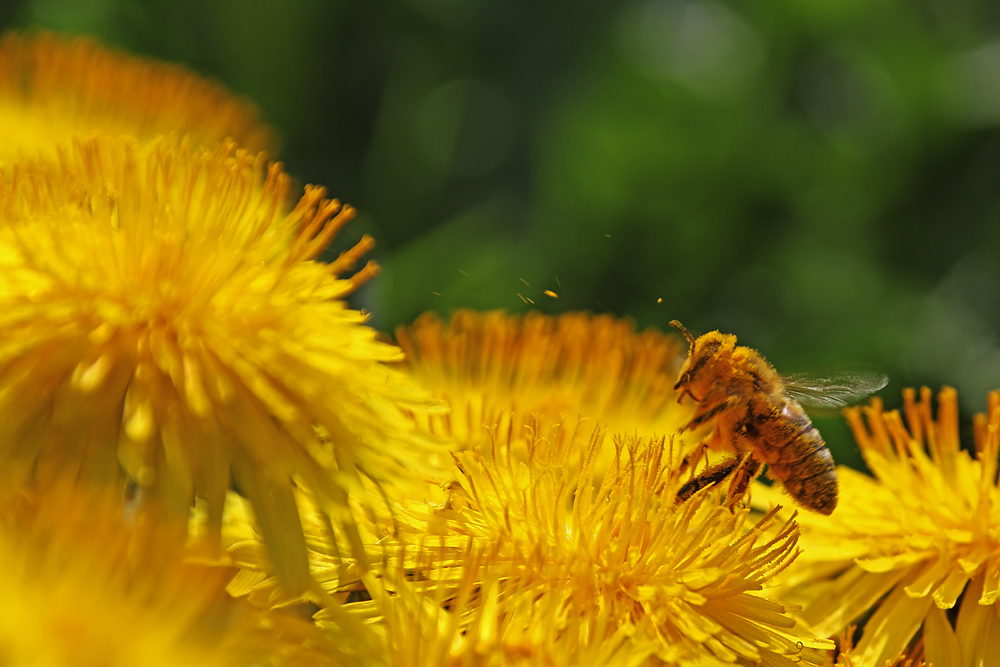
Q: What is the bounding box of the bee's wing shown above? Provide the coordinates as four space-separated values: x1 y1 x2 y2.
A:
782 368 888 409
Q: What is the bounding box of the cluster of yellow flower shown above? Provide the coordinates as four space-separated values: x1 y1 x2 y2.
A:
0 30 994 667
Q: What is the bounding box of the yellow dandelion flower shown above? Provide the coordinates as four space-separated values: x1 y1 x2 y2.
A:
391 421 833 665
768 387 1000 667
0 30 273 163
0 477 341 667
0 135 442 594
230 424 833 664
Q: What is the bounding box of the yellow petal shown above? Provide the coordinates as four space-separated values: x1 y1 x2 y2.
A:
852 581 934 667
955 575 1000 666
802 567 910 638
923 605 962 667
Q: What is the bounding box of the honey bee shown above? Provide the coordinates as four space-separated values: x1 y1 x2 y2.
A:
669 320 887 515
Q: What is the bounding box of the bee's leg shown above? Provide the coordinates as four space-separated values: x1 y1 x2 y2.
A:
675 456 740 506
678 439 709 475
724 454 763 511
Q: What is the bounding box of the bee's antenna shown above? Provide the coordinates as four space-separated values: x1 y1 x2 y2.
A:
669 320 695 347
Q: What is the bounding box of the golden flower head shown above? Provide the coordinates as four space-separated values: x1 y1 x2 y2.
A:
0 477 340 667
0 30 273 164
768 387 1000 667
384 421 833 665
0 135 444 594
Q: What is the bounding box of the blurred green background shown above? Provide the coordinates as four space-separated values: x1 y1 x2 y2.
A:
9 0 1000 464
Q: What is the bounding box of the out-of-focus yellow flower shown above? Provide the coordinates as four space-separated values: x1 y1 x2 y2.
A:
0 136 443 594
394 309 693 480
395 310 686 443
0 30 273 163
766 387 1000 667
0 477 342 667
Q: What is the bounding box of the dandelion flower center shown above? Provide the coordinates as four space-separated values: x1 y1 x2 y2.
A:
399 423 834 665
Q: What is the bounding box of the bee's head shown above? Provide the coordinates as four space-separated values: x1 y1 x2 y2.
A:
670 321 734 397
